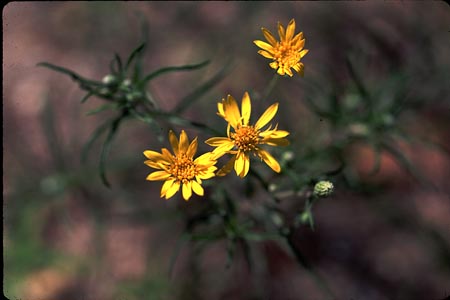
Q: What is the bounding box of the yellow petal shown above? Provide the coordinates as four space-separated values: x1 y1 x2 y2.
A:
262 138 290 146
269 61 279 70
217 155 237 177
234 151 248 178
277 21 286 42
160 179 175 198
146 170 172 181
277 67 285 76
179 130 189 153
143 150 165 161
258 149 281 173
223 95 241 129
285 67 293 77
285 19 296 41
194 152 216 166
211 140 235 158
241 92 251 126
260 129 290 138
165 181 180 199
144 160 162 169
258 50 274 59
217 102 226 118
197 171 216 180
186 137 198 158
291 32 303 45
295 63 305 76
253 40 274 53
255 103 279 130
191 181 204 196
294 39 305 51
168 130 179 155
161 148 174 162
205 137 232 146
261 28 278 46
299 49 309 58
240 153 250 178
182 181 192 201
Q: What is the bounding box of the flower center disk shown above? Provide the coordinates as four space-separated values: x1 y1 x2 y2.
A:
170 153 196 183
232 126 259 152
273 42 300 67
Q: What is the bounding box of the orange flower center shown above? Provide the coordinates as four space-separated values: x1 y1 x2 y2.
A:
169 153 197 183
232 126 260 152
273 42 300 67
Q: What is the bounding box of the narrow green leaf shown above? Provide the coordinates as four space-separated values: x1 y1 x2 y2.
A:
168 233 191 279
99 114 125 187
109 53 123 75
41 98 65 171
382 140 436 191
303 95 335 119
81 120 111 163
140 60 210 85
345 56 369 99
80 91 94 103
125 43 146 72
86 103 117 116
173 61 232 114
243 232 283 241
139 109 221 135
226 238 236 269
37 62 103 87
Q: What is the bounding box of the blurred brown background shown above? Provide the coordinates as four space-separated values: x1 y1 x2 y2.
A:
3 2 450 300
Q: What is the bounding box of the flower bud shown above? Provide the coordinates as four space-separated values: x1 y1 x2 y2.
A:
102 74 117 85
282 151 294 162
313 181 334 198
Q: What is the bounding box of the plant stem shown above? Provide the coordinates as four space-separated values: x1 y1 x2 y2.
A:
284 229 336 299
262 73 279 103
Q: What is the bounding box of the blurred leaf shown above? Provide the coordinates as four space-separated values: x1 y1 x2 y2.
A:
242 232 283 241
125 43 146 72
99 113 126 187
37 62 103 88
173 60 233 114
225 238 236 269
86 103 118 116
41 98 65 171
169 233 191 279
110 53 123 75
139 60 210 86
80 91 94 103
81 120 111 163
382 140 436 191
345 56 369 99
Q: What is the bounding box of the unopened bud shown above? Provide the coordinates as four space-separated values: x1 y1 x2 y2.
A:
102 74 117 85
282 151 294 162
313 181 334 198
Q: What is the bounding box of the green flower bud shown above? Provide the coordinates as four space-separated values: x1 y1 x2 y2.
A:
348 123 369 137
121 78 132 87
102 74 117 85
313 181 334 198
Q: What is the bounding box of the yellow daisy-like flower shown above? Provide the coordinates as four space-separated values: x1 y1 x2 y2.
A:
254 18 309 77
205 92 289 178
144 130 217 201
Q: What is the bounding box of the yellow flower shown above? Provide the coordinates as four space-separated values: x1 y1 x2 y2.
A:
205 92 289 178
254 18 309 77
144 130 217 201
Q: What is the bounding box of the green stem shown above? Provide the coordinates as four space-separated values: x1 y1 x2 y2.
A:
261 73 279 102
284 230 336 299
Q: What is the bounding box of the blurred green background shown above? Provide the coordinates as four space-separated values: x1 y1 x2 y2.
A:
3 2 450 300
